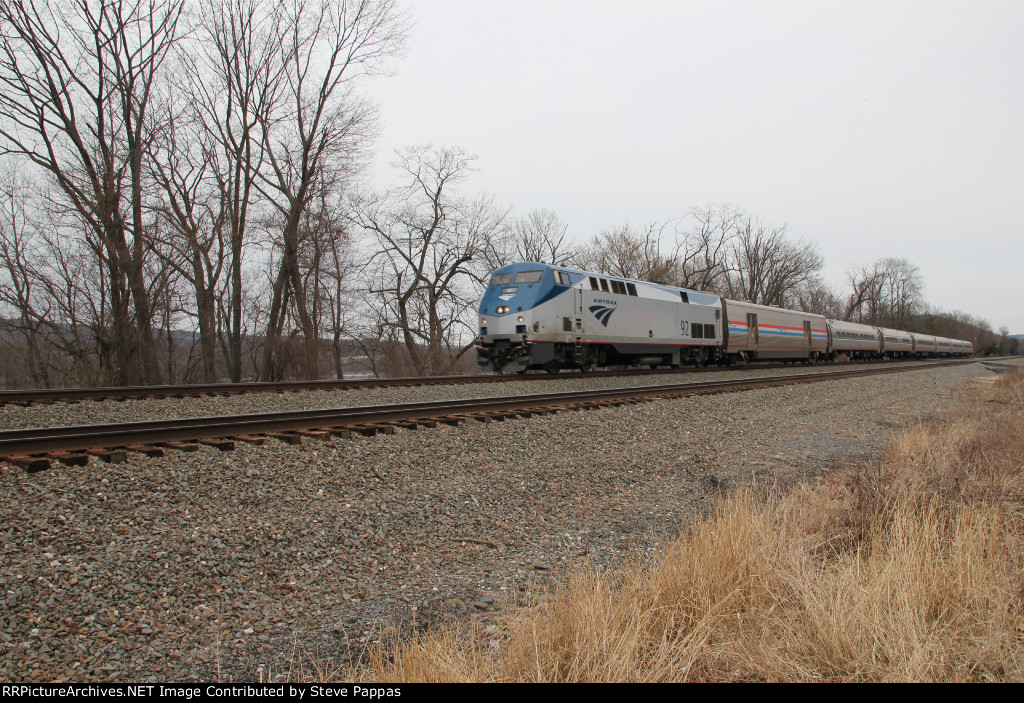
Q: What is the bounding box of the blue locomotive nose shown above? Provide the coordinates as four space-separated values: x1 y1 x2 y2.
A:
478 265 550 322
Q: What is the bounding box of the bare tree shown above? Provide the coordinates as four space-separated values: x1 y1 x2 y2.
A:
255 0 407 381
876 257 922 329
578 222 683 284
725 217 823 306
792 276 845 318
0 0 185 384
185 0 284 382
676 203 742 293
844 257 922 326
486 208 574 269
843 262 883 321
316 210 357 379
147 90 228 382
0 173 115 386
0 173 50 386
354 145 508 376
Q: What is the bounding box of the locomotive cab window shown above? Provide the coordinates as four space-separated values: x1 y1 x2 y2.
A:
514 270 543 284
490 273 514 286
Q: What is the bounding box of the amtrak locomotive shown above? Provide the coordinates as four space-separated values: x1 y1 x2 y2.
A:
476 262 973 373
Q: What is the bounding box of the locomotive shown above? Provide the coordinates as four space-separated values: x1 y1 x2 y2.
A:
476 262 973 373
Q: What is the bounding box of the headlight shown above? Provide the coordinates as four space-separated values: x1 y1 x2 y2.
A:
517 315 524 322
481 318 487 325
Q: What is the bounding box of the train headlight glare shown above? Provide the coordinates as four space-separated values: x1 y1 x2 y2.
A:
481 318 487 325
517 315 524 322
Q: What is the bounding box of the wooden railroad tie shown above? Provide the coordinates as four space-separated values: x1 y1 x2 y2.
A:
349 424 396 436
159 441 200 452
2 454 51 472
232 435 268 445
322 428 353 439
265 432 303 445
124 445 165 457
46 452 90 467
86 448 127 464
197 438 234 451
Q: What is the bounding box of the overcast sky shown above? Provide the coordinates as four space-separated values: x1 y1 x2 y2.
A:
367 0 1023 334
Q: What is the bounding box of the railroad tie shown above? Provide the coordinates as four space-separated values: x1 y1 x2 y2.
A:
232 435 268 445
265 432 303 445
349 424 396 436
197 438 235 451
159 441 200 452
46 451 90 467
123 445 165 457
2 454 51 472
322 428 353 439
85 448 127 464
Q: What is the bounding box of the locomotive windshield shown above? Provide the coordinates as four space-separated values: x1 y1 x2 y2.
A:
514 270 543 283
489 273 514 286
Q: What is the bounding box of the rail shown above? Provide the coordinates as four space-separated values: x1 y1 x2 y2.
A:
0 359 976 470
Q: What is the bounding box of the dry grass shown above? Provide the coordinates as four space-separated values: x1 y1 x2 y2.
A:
356 371 1024 682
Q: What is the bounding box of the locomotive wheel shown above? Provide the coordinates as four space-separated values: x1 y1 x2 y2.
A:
544 360 560 374
578 362 594 373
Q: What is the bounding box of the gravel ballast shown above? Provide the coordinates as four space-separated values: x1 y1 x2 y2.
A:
0 362 992 681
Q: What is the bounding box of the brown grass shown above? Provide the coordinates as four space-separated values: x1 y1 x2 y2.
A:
355 371 1024 682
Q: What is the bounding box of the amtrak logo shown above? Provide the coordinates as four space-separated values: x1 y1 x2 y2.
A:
589 305 616 326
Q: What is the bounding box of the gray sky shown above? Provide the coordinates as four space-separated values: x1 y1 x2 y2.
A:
368 0 1024 333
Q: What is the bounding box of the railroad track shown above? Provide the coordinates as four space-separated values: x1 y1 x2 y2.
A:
0 356 976 406
0 359 977 472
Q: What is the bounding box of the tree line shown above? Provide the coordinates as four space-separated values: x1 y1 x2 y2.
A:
0 1 1004 389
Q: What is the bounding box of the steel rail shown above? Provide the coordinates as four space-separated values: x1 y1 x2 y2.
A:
0 359 974 458
0 357 980 406
1 366 755 404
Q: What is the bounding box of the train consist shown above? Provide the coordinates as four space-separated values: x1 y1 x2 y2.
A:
476 262 973 373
